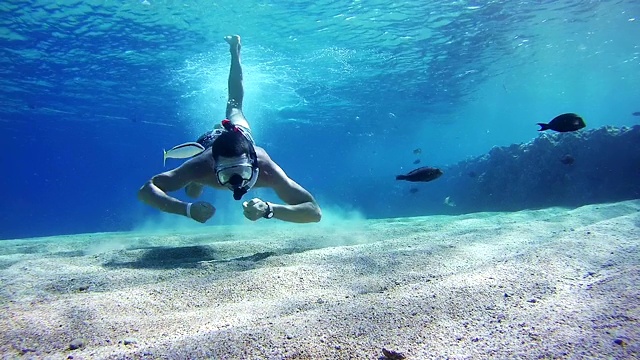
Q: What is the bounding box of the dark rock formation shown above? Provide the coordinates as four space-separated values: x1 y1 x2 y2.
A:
442 126 640 212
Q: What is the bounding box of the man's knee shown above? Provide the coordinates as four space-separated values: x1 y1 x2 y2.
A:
185 183 204 199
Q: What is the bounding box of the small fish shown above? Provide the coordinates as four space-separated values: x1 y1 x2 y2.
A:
468 171 477 178
413 159 421 164
632 111 640 116
163 142 205 166
560 154 575 165
409 187 419 194
396 166 443 182
537 113 586 132
413 148 422 155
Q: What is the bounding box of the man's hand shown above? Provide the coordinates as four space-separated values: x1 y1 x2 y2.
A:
189 201 215 223
242 198 269 221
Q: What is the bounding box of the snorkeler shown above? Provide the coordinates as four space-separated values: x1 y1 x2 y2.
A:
138 35 321 224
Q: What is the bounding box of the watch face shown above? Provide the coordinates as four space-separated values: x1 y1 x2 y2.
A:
264 203 274 219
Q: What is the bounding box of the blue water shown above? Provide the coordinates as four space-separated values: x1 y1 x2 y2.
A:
1 0 639 240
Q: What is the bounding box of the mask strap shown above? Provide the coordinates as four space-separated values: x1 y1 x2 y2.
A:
220 119 258 166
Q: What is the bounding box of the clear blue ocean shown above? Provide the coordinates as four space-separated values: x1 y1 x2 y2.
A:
1 0 639 240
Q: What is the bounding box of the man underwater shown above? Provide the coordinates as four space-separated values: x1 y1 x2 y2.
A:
138 35 322 223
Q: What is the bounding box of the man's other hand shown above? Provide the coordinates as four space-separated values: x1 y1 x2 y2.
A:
190 201 215 223
242 198 269 221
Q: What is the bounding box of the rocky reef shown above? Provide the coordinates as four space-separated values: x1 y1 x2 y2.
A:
440 125 640 213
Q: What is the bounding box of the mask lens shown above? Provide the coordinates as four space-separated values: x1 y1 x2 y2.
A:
216 165 253 186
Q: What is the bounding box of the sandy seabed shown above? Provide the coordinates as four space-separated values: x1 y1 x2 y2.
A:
1 200 639 360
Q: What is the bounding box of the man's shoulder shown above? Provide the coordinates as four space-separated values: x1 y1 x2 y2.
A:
177 149 214 177
255 146 272 165
255 147 288 185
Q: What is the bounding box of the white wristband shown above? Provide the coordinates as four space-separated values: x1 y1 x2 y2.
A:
186 203 192 218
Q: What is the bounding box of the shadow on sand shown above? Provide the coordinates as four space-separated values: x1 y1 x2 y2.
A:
102 245 281 270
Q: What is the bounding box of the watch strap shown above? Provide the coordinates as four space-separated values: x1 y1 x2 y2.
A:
263 202 274 219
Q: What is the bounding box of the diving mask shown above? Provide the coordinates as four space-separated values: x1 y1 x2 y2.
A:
215 119 260 200
215 159 255 188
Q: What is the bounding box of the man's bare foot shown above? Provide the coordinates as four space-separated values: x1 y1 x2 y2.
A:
224 35 241 48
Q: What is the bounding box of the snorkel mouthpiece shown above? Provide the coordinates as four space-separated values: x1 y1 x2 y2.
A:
233 188 247 200
228 173 248 200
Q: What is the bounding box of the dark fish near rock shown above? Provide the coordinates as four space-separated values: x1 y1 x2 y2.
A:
560 154 575 165
396 167 443 182
537 113 586 132
409 187 419 194
413 159 421 164
632 111 640 116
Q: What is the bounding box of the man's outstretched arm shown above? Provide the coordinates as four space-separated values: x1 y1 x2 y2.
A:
268 195 322 223
139 160 215 223
264 160 322 223
138 169 193 216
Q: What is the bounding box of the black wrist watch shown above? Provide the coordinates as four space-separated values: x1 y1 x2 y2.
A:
263 202 274 219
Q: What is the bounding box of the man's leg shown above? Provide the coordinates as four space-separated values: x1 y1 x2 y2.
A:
224 35 250 130
185 182 204 198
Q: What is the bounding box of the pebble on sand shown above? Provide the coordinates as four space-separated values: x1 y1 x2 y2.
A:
69 339 85 350
122 338 138 345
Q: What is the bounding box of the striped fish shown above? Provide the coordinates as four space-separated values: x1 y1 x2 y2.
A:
163 142 205 166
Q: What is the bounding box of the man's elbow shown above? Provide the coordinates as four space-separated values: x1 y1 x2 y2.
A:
137 181 153 203
310 203 322 223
